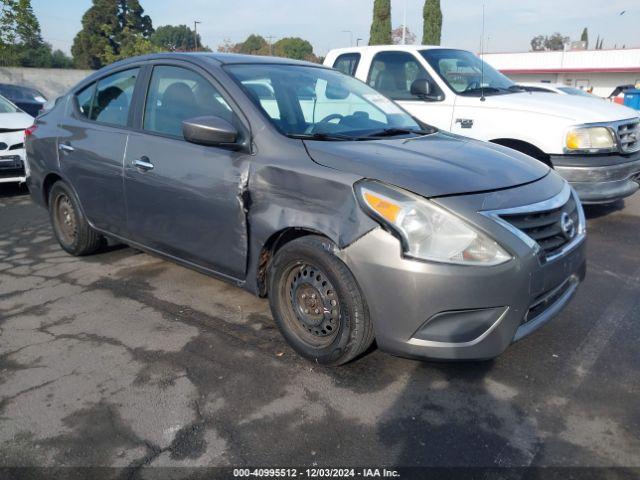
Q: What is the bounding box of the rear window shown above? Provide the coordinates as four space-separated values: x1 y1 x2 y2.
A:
73 68 139 127
75 84 97 118
333 53 361 77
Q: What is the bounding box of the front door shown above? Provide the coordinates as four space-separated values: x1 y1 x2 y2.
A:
366 50 454 131
58 67 140 236
123 64 249 280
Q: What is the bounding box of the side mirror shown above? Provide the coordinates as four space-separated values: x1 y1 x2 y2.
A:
410 79 443 101
182 115 239 147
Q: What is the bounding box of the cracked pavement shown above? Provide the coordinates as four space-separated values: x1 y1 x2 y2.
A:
0 184 639 473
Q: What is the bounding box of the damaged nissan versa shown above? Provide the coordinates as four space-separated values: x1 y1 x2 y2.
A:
26 53 586 365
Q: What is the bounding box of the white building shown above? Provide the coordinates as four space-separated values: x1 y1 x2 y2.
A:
483 48 640 98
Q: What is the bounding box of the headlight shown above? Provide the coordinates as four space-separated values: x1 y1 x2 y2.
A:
356 181 511 266
565 126 616 153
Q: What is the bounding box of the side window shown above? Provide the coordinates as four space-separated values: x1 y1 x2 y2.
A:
333 53 361 77
144 65 234 138
367 52 439 101
75 83 97 118
90 68 139 126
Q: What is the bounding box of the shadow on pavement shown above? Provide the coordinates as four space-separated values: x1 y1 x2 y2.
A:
0 183 29 199
584 199 625 219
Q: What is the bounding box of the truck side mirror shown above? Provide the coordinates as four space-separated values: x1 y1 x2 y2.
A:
410 79 443 102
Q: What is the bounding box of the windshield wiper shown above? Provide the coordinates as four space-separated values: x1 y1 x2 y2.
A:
459 87 503 96
356 127 435 139
286 132 355 141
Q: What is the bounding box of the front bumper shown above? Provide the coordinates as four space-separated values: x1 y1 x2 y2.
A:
550 152 640 204
0 148 27 184
338 178 586 361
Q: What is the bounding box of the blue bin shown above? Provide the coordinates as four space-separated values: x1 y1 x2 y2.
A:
623 89 640 110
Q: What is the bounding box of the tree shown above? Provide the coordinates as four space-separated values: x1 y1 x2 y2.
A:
544 32 569 51
530 33 569 51
422 0 442 45
50 49 74 68
530 35 545 51
392 25 416 45
217 38 240 53
151 24 204 51
0 0 53 67
240 34 268 54
580 27 588 49
72 0 154 69
272 37 314 60
368 0 391 45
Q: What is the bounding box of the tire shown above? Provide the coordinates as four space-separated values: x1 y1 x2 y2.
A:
267 235 374 366
48 181 103 256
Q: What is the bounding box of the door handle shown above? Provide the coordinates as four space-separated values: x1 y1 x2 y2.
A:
59 143 74 152
133 157 154 171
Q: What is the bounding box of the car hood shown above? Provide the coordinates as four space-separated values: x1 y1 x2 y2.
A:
482 92 639 123
0 111 34 129
304 132 550 198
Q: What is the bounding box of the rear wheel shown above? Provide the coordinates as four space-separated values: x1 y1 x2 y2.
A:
48 181 102 256
268 235 374 366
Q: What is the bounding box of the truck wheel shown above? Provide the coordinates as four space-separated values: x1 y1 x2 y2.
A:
48 181 103 256
268 235 374 366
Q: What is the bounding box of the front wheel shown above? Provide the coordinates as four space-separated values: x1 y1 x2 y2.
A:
267 235 374 366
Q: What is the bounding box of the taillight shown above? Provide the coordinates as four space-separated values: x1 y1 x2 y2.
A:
25 125 37 137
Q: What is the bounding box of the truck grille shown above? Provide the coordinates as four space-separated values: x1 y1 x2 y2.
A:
499 194 580 258
618 120 640 154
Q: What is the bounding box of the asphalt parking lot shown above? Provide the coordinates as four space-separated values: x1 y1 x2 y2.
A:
1 183 639 473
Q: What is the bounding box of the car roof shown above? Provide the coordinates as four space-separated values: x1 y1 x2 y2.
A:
326 44 455 56
75 52 329 91
106 52 323 69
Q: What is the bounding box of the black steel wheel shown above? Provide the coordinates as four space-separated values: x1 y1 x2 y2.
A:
48 181 103 256
268 235 374 366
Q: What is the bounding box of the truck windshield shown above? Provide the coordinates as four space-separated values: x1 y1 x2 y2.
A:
420 49 518 96
225 64 426 140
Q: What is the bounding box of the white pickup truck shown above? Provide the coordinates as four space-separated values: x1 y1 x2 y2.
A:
324 45 640 204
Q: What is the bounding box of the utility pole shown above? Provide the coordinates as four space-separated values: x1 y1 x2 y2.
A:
402 0 408 44
193 21 201 52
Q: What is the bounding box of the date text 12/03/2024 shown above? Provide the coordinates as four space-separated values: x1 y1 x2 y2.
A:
233 468 401 478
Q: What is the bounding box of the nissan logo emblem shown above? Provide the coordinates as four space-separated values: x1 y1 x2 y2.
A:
560 212 576 240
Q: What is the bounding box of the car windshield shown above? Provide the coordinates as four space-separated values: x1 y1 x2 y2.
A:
420 49 517 96
0 95 19 113
0 85 46 103
225 64 425 139
558 87 592 97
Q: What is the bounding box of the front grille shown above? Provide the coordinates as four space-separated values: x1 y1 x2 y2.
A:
524 277 574 325
499 194 580 258
0 156 24 178
618 120 640 154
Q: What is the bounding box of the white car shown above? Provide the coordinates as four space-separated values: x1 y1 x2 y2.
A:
517 82 595 98
324 45 640 204
0 95 33 184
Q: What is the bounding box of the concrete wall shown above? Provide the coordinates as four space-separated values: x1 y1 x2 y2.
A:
0 67 93 100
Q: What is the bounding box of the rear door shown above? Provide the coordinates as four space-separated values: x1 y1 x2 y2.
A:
58 67 141 236
123 62 250 280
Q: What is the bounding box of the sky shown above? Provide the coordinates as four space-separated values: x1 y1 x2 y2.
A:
32 0 640 56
